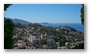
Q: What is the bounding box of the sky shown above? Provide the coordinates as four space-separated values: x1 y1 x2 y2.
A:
4 4 82 23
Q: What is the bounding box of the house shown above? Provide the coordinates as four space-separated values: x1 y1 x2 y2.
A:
61 46 68 49
13 35 18 39
33 39 39 45
56 42 60 47
47 39 52 46
28 35 36 43
17 40 24 49
43 44 48 49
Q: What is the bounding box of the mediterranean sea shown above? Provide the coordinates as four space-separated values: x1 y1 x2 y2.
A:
40 23 84 32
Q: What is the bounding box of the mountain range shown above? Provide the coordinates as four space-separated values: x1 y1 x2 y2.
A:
12 18 31 24
5 18 31 24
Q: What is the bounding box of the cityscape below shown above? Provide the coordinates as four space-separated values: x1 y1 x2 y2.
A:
13 22 84 49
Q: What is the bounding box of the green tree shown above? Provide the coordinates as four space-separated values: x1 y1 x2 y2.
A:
4 4 14 49
81 4 84 25
4 4 11 11
4 18 14 49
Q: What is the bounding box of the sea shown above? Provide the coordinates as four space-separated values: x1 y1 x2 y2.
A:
40 23 84 33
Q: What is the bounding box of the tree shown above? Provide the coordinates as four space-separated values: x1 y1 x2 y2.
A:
81 4 84 25
4 18 14 49
4 4 14 49
72 43 84 49
4 4 11 11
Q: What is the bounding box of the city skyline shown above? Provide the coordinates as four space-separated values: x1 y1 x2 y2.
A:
4 4 82 23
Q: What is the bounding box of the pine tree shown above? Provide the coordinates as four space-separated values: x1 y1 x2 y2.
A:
4 4 14 49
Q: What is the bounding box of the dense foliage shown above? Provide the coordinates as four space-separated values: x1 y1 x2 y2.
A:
81 4 84 25
4 18 14 49
4 4 11 11
4 4 14 49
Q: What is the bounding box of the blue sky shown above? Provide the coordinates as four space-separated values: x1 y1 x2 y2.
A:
4 4 82 23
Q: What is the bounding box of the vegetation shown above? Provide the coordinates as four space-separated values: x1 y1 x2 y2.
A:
72 43 84 49
4 4 12 11
4 18 14 49
4 4 14 49
81 4 84 25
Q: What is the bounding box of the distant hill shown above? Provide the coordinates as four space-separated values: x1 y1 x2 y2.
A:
12 18 31 24
5 18 31 24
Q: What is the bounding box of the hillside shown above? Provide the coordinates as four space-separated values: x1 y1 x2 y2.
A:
12 18 31 24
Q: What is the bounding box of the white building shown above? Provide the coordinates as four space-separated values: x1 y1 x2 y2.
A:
41 34 43 39
28 35 36 42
